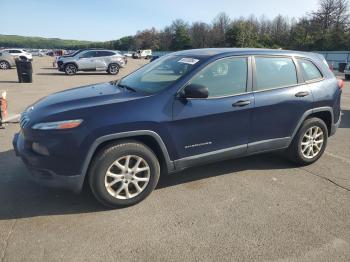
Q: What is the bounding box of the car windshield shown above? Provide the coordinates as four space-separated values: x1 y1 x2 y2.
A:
118 55 201 94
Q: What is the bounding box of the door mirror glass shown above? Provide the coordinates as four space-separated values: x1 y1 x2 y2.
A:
182 84 209 99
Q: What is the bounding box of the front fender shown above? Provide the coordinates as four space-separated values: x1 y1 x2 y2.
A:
79 130 175 185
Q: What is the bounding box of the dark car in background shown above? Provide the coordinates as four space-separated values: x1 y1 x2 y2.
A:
13 48 342 208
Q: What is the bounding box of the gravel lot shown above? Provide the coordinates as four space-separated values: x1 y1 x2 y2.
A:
0 57 350 262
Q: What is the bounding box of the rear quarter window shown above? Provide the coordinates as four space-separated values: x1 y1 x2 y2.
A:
254 57 298 91
297 59 323 81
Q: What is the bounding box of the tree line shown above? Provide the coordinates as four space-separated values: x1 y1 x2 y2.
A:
1 0 349 51
107 0 350 51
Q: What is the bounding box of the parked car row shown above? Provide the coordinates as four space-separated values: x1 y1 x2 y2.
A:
28 49 46 57
56 49 127 75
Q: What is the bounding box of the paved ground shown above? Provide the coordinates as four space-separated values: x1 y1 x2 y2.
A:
0 57 350 262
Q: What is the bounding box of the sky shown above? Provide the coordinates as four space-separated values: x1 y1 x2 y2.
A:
0 0 320 41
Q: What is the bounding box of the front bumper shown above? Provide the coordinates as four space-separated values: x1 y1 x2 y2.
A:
57 61 64 71
13 133 84 192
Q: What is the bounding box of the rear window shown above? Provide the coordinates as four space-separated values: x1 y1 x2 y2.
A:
254 57 298 91
297 59 323 81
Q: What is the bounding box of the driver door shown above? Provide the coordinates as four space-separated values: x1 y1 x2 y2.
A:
170 56 253 168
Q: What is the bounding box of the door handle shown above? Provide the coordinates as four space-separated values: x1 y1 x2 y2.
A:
232 100 251 107
295 91 310 97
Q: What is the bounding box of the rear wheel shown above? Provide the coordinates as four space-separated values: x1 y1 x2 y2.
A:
64 63 77 75
88 141 160 208
287 117 328 165
0 60 10 69
107 64 120 75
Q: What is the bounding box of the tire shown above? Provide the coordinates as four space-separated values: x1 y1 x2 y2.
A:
345 74 350 81
107 64 120 75
0 60 10 70
287 117 328 165
64 63 77 75
88 141 160 208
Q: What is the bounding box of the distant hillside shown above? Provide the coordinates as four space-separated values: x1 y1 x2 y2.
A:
0 34 101 49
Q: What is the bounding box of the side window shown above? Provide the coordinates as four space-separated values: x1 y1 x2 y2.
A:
80 51 96 58
190 57 247 97
254 57 297 91
297 59 323 81
96 51 111 57
106 51 116 56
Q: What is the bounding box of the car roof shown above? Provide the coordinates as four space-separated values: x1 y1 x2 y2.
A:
3 48 24 51
171 48 321 60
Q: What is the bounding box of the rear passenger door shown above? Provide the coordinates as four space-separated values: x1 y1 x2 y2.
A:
248 56 313 153
95 51 113 70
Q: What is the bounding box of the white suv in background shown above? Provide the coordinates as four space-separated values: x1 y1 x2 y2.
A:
57 49 126 75
3 49 33 61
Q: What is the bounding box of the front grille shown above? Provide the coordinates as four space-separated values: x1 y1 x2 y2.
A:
20 111 30 128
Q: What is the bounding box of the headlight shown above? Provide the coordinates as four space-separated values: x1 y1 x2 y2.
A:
32 119 83 130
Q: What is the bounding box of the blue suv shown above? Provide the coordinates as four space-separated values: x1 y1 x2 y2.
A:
13 48 342 207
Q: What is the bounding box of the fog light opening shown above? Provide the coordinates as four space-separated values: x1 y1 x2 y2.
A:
32 142 49 156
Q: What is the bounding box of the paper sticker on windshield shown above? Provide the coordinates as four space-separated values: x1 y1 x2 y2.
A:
178 58 199 65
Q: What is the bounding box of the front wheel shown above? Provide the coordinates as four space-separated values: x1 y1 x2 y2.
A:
107 64 120 75
345 74 350 81
287 117 328 165
64 64 77 75
88 141 160 208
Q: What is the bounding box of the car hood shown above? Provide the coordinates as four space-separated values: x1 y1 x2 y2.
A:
58 56 75 62
26 82 147 122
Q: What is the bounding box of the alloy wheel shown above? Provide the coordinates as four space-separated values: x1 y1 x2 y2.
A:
109 65 119 74
0 61 9 69
301 126 324 159
104 155 150 199
65 65 76 75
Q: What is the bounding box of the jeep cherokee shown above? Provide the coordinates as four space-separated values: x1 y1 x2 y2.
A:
13 48 342 207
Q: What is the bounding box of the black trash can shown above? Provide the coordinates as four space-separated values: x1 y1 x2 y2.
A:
339 62 347 73
15 59 33 83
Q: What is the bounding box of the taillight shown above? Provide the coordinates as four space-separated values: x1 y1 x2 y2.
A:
338 79 344 89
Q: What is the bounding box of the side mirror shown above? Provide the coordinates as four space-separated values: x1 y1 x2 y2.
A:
181 84 209 99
